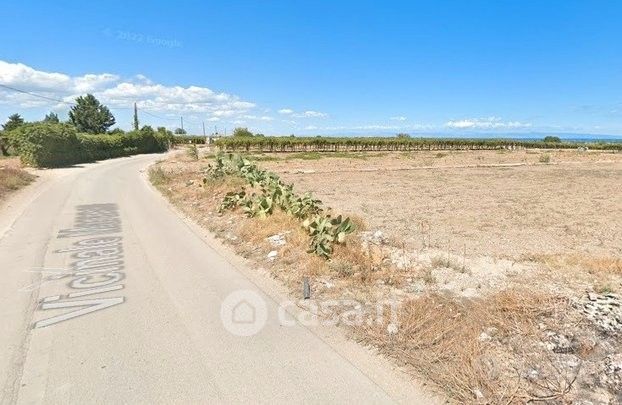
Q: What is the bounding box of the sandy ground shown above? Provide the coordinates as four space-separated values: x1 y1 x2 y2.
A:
261 149 622 259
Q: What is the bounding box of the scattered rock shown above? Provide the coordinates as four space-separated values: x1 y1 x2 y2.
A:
478 327 498 342
388 248 418 270
575 292 622 335
361 230 387 247
605 354 622 375
473 389 484 400
565 355 582 369
526 368 539 381
387 323 398 335
267 250 278 261
545 331 577 354
266 233 287 247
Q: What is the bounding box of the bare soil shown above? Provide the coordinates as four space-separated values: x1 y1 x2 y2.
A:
153 147 622 404
262 149 622 259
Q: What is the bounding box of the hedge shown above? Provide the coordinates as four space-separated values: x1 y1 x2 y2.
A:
8 123 170 167
172 134 207 145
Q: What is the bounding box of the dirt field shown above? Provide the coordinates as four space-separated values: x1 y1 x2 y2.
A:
154 147 622 403
261 149 622 259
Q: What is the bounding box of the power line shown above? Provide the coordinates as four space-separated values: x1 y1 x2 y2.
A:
138 108 178 121
0 83 209 128
0 83 76 105
0 83 133 110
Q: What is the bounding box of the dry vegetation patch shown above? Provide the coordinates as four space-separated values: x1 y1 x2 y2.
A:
0 158 35 201
359 290 577 403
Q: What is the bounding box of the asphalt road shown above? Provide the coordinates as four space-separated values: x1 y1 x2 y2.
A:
0 154 436 404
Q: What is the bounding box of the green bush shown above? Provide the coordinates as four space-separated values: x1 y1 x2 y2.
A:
172 134 205 144
233 127 254 137
10 123 82 167
543 136 562 143
10 122 169 167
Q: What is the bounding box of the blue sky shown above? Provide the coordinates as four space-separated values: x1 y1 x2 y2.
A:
1 0 621 136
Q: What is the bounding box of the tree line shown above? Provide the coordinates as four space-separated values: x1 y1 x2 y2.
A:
0 94 172 166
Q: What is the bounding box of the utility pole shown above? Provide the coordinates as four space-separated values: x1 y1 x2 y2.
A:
202 121 206 136
214 125 218 135
180 116 184 131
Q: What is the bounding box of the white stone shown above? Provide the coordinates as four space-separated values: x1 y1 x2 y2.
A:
266 234 286 247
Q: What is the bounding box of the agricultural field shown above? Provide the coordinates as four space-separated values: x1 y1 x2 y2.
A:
261 149 622 258
152 146 622 404
214 135 622 152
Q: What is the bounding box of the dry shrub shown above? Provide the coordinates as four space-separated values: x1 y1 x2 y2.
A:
430 254 468 273
148 164 170 187
237 210 300 246
531 254 622 293
347 213 368 232
357 289 565 403
331 239 404 286
581 257 622 276
532 254 622 277
0 164 35 199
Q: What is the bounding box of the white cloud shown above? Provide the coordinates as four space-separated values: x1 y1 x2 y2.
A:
445 117 531 130
390 116 407 121
0 60 255 121
299 110 327 118
242 115 274 121
0 60 119 94
277 107 327 118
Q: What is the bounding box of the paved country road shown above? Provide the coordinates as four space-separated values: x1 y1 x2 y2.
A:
0 154 437 404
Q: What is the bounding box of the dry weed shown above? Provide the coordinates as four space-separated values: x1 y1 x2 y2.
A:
357 289 567 403
0 162 35 199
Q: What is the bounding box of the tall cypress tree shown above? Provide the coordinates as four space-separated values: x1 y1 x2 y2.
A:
133 103 139 131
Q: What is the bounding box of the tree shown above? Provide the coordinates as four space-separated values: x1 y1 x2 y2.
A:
140 125 154 134
0 134 6 156
133 103 139 131
3 113 25 131
68 94 116 134
43 112 60 123
543 136 561 143
109 128 125 135
233 127 253 137
396 133 411 138
174 128 187 135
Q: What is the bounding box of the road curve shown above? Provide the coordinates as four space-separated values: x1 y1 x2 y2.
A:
0 154 436 404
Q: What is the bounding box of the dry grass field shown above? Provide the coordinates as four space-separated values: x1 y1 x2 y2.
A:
152 147 622 404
